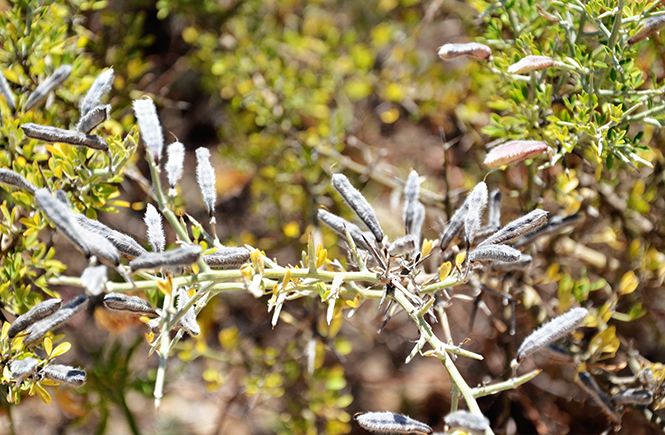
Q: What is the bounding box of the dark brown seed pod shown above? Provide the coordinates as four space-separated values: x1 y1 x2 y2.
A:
34 189 90 256
443 410 490 434
0 168 37 194
629 15 665 44
74 214 148 258
129 245 202 272
23 296 89 347
22 123 108 151
516 307 588 363
332 173 384 244
202 247 251 269
479 209 548 248
354 411 433 434
40 364 86 386
8 298 63 338
25 65 72 111
103 293 157 316
577 371 621 424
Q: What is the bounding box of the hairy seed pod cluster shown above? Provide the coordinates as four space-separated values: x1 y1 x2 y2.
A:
129 245 203 271
577 371 621 424
443 410 490 434
144 204 165 253
166 141 185 196
484 140 548 168
317 209 373 253
469 244 521 263
77 104 110 133
354 411 433 434
516 307 588 363
438 42 492 61
332 173 384 244
75 214 148 258
25 65 72 111
611 388 654 406
103 293 157 316
23 296 89 347
202 246 251 269
464 182 488 246
22 123 109 151
40 364 87 386
440 198 469 252
8 299 63 338
80 68 114 117
35 189 91 256
629 15 665 44
195 147 217 215
507 55 555 74
479 209 548 247
0 71 16 111
176 288 201 336
0 168 37 194
133 98 164 163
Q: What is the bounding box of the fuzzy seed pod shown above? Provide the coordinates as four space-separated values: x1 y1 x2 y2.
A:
611 388 654 406
410 201 426 240
195 147 216 215
516 307 588 363
129 245 202 272
80 264 108 295
23 296 89 347
0 168 37 194
464 182 488 246
469 244 521 263
507 55 555 74
317 209 373 252
484 140 548 168
144 204 165 253
77 104 110 133
440 198 469 252
80 68 114 116
10 357 39 379
354 411 432 434
22 123 108 151
403 170 420 234
332 173 384 244
8 298 62 338
0 70 16 111
492 254 532 272
514 213 580 247
176 288 200 336
40 364 86 386
133 98 164 163
577 371 621 424
74 214 148 258
202 247 251 269
103 293 157 316
438 42 492 61
388 235 418 256
629 15 665 44
443 410 490 434
165 141 185 195
77 225 120 266
25 65 72 111
487 189 502 230
479 209 548 248
35 189 90 256
54 189 70 206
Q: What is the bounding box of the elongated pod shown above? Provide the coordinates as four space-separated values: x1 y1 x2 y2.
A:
40 364 86 386
354 411 432 434
332 173 384 244
25 65 72 111
0 168 37 194
516 307 588 363
103 293 157 316
129 245 202 271
8 299 62 338
23 296 89 347
202 247 251 269
22 123 108 151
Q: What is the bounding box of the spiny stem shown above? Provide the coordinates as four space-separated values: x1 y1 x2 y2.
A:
470 369 541 398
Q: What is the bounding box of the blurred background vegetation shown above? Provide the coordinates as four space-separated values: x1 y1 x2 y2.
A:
2 0 665 433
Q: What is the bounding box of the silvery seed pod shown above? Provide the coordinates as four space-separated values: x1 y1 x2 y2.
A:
507 56 555 74
479 209 548 248
23 296 89 347
514 213 580 247
443 410 490 434
176 287 200 336
403 170 420 234
469 244 521 263
144 204 165 252
80 68 114 116
611 388 654 406
317 208 375 253
74 214 148 258
165 141 185 195
10 357 39 380
195 147 216 216
40 364 86 386
487 189 501 230
516 307 588 363
629 15 665 44
484 140 548 168
22 123 108 151
76 225 120 266
577 371 621 424
25 65 72 111
388 235 418 256
0 70 16 111
440 198 469 252
8 298 63 338
129 245 202 272
492 254 532 272
103 293 157 316
202 246 251 269
410 201 425 240
133 98 164 163
54 189 70 207
464 182 488 246
80 264 108 295
332 173 384 244
77 104 110 133
438 42 492 61
34 189 90 256
354 411 432 434
0 168 37 194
